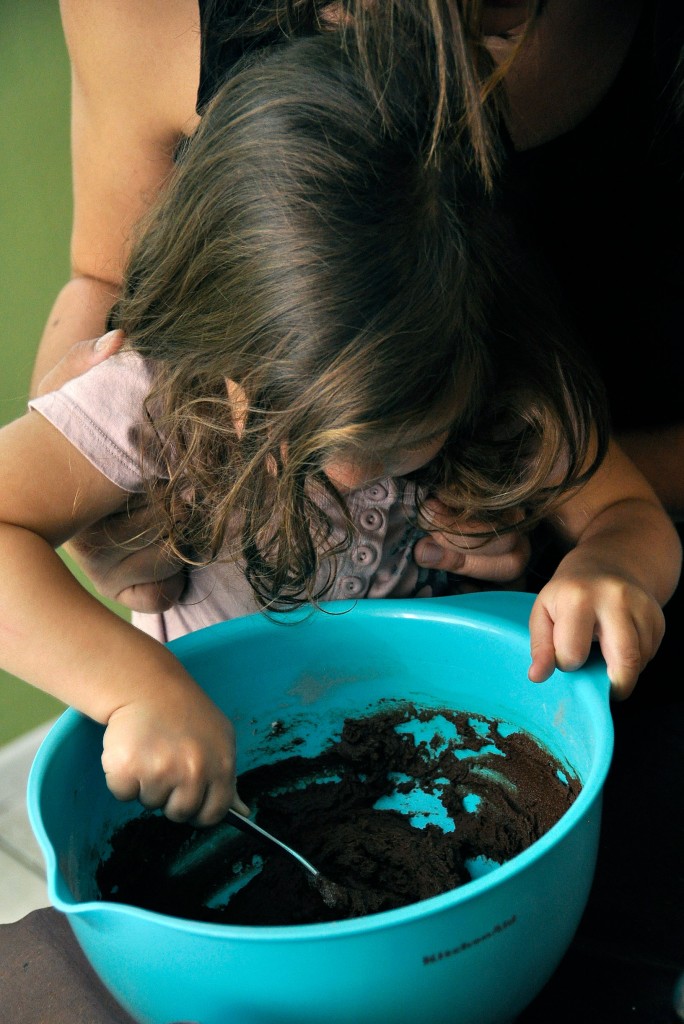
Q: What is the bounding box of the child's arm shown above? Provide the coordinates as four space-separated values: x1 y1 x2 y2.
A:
529 438 682 698
0 410 245 825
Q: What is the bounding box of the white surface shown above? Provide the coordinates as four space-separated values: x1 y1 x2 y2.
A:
0 722 55 924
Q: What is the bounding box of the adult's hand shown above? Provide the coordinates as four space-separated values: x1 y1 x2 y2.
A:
414 499 531 588
36 330 187 613
68 497 188 612
34 329 125 396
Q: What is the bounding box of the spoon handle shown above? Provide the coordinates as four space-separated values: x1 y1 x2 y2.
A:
226 808 320 877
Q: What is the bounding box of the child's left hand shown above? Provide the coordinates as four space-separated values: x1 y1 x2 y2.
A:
528 566 666 700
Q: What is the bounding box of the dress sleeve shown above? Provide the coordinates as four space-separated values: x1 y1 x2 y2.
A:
27 351 160 494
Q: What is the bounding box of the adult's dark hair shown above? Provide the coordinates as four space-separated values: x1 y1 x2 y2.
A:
196 0 549 186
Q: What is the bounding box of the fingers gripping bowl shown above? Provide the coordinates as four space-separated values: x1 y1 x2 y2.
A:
28 592 613 1024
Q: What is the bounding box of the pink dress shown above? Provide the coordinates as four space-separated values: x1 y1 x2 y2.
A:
29 352 453 642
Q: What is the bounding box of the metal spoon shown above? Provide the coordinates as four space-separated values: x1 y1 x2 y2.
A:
224 811 387 913
223 808 320 877
172 809 379 914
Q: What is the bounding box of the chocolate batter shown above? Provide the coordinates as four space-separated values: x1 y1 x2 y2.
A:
96 702 580 925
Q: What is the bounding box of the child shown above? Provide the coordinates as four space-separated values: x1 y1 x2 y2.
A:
1 34 680 827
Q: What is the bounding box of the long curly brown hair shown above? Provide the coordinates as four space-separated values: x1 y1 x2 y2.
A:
110 29 608 610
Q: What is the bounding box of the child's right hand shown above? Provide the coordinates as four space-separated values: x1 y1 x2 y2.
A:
101 680 247 826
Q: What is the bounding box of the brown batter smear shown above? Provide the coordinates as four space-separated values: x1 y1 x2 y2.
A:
96 702 580 925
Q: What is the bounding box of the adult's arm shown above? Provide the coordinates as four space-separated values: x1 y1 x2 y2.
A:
30 0 200 394
617 426 684 523
26 2 201 611
414 427 684 583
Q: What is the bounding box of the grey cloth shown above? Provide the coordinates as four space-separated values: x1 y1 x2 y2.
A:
0 908 138 1024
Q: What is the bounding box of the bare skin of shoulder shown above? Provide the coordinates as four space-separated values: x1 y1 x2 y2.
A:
33 0 201 392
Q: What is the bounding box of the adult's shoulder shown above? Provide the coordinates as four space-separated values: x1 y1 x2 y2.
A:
60 0 200 132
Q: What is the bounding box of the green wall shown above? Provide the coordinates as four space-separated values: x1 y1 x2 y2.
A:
0 4 127 745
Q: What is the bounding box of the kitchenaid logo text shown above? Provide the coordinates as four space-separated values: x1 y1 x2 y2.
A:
422 914 517 966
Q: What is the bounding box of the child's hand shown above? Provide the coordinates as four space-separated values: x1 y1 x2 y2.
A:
101 680 248 826
528 569 666 700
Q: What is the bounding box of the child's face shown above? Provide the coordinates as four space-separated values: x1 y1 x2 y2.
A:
323 427 449 493
227 378 453 491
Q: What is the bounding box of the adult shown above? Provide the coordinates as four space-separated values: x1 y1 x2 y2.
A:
35 0 683 610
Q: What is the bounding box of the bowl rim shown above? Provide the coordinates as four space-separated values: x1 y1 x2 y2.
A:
27 591 614 940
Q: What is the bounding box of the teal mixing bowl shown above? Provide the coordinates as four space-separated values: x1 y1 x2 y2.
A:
27 591 613 1024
